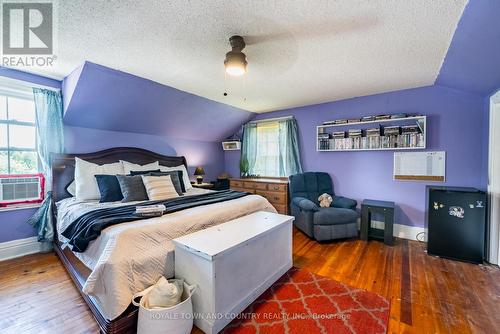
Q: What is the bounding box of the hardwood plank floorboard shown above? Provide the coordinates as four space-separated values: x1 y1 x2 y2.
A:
0 229 499 334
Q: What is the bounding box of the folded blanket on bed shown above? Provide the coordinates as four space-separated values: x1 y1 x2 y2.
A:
62 190 249 252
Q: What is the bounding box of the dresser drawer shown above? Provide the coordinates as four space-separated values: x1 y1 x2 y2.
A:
243 182 267 190
230 180 244 188
267 184 287 192
255 183 268 190
256 190 287 205
232 187 254 194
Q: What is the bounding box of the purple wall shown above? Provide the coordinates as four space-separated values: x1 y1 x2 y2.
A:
225 85 486 228
436 0 500 96
65 126 225 181
0 208 39 243
0 66 61 89
62 63 84 113
63 62 254 141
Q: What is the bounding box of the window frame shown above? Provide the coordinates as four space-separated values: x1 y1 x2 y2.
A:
0 94 39 175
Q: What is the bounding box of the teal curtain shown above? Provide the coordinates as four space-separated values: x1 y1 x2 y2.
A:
33 88 64 178
27 194 55 243
278 118 303 176
240 123 257 177
27 88 64 243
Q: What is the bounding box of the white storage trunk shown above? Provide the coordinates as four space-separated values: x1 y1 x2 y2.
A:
173 211 294 334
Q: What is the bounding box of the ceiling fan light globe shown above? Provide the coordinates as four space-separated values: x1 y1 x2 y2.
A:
225 65 246 76
224 50 247 76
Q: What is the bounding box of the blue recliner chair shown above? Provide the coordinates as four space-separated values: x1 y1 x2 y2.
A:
289 172 358 241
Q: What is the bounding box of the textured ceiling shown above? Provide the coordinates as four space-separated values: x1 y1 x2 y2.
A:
21 0 467 112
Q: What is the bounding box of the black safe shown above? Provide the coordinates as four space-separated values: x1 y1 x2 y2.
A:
426 186 487 264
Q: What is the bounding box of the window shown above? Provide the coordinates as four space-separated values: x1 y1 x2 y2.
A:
243 118 302 177
0 94 38 175
253 122 280 177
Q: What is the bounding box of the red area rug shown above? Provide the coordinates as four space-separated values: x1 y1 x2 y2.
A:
223 268 390 334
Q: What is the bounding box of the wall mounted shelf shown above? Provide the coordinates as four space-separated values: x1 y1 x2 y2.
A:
317 115 426 152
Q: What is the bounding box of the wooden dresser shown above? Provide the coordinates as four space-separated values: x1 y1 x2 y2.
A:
230 178 289 214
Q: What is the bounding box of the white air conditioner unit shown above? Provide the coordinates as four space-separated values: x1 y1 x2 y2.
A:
0 174 44 206
222 141 241 151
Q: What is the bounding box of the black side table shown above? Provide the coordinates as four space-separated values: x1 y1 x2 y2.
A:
360 199 395 246
191 182 215 189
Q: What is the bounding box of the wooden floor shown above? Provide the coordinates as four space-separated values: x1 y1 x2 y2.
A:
1 229 499 334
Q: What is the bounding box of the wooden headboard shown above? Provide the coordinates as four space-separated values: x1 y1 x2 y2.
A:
51 147 187 202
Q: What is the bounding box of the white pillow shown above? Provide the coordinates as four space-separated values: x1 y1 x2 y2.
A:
159 164 192 191
141 175 179 201
74 157 124 200
121 160 160 174
67 181 76 196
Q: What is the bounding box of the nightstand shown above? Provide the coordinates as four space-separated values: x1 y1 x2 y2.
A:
360 199 395 246
191 182 215 189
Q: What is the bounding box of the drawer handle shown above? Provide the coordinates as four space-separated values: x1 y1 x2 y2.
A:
272 186 280 190
274 196 280 201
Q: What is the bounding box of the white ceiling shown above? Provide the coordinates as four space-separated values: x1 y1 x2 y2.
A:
24 0 467 113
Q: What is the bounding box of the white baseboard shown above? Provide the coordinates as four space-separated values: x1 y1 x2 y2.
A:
369 220 426 241
0 236 52 261
393 224 426 242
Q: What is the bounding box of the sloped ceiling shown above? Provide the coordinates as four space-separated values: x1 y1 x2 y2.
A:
21 0 468 113
62 62 253 141
436 0 500 96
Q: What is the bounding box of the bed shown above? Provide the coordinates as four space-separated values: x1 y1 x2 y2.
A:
51 147 275 334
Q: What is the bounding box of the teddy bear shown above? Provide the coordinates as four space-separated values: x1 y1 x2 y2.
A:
318 193 333 208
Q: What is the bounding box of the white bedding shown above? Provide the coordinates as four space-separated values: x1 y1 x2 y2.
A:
56 188 276 320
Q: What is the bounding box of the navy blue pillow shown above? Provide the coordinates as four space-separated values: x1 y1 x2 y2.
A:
129 169 161 176
95 175 124 203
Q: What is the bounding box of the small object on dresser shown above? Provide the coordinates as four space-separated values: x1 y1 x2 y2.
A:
347 118 361 123
375 114 391 120
194 166 205 184
135 204 166 217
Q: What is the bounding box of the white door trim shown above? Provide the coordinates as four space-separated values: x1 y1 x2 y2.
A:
487 92 500 264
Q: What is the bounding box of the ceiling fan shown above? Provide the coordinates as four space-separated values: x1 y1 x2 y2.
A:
224 35 247 77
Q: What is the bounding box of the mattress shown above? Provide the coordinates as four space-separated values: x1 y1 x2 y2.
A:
55 188 276 320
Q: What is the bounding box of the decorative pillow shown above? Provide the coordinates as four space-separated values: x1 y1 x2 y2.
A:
129 169 161 176
121 160 159 174
141 175 179 201
74 157 124 200
148 171 185 194
159 164 192 191
116 175 149 202
95 175 123 203
66 181 76 196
